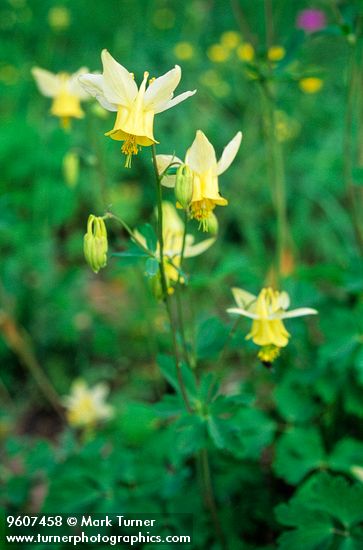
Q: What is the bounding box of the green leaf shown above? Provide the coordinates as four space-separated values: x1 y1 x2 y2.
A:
273 427 326 484
275 473 363 550
195 317 229 360
138 223 157 252
157 354 197 402
329 438 363 478
145 257 159 278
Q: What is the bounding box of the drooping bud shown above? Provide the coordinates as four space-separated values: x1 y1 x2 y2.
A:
62 150 79 188
175 164 193 210
206 212 219 235
84 215 108 273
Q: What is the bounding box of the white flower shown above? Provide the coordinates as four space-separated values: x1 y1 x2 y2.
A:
63 380 113 428
79 50 196 166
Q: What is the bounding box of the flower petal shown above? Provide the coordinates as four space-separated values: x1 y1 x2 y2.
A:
101 49 138 106
156 154 183 187
184 237 216 257
227 307 258 320
217 131 242 175
232 287 256 309
277 307 318 319
144 65 181 110
31 67 60 97
278 291 290 310
68 67 91 99
155 89 197 114
185 130 217 174
78 74 118 111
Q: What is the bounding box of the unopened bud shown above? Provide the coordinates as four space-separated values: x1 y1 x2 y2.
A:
63 150 79 187
175 164 193 209
206 212 219 235
84 215 108 273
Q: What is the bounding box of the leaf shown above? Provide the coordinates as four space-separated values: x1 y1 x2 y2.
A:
137 223 157 252
144 257 159 278
273 427 326 484
274 374 319 423
329 438 363 478
157 354 197 402
195 317 229 360
275 473 363 550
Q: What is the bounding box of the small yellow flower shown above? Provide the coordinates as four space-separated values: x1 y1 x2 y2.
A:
174 42 195 60
236 43 255 62
84 215 108 274
299 77 323 94
228 287 317 365
79 50 196 167
48 6 71 31
207 44 230 63
135 202 215 292
220 31 241 49
157 130 242 231
32 66 90 129
267 45 286 62
63 380 113 428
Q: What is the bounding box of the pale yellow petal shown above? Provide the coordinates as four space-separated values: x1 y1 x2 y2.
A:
217 131 242 175
32 67 60 97
101 49 138 106
78 74 118 111
144 65 181 110
155 89 197 114
184 237 216 257
185 130 217 174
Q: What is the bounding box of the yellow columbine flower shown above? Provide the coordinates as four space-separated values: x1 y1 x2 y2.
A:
299 77 323 94
135 202 215 292
227 287 317 366
79 50 196 167
63 380 113 428
207 44 230 63
31 66 90 129
174 42 195 60
236 43 255 62
267 45 286 62
220 31 241 49
157 130 242 230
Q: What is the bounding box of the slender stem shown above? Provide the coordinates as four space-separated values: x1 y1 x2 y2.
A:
105 212 157 259
151 145 193 414
200 448 226 549
0 311 64 418
343 23 363 255
230 0 256 46
175 210 191 365
218 317 241 366
259 80 289 279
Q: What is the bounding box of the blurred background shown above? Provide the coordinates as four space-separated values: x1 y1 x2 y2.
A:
2 0 363 548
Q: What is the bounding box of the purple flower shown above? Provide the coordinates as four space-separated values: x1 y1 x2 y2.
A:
297 9 326 33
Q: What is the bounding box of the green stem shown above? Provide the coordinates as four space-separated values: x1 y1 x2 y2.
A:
151 145 193 414
105 212 157 259
259 79 289 280
175 210 191 366
0 311 64 419
200 448 226 549
343 24 363 255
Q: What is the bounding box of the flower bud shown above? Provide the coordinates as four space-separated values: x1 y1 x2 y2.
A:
206 212 219 235
84 215 108 273
62 150 79 188
175 164 193 210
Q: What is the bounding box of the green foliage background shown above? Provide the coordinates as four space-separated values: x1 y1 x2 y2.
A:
1 0 363 548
